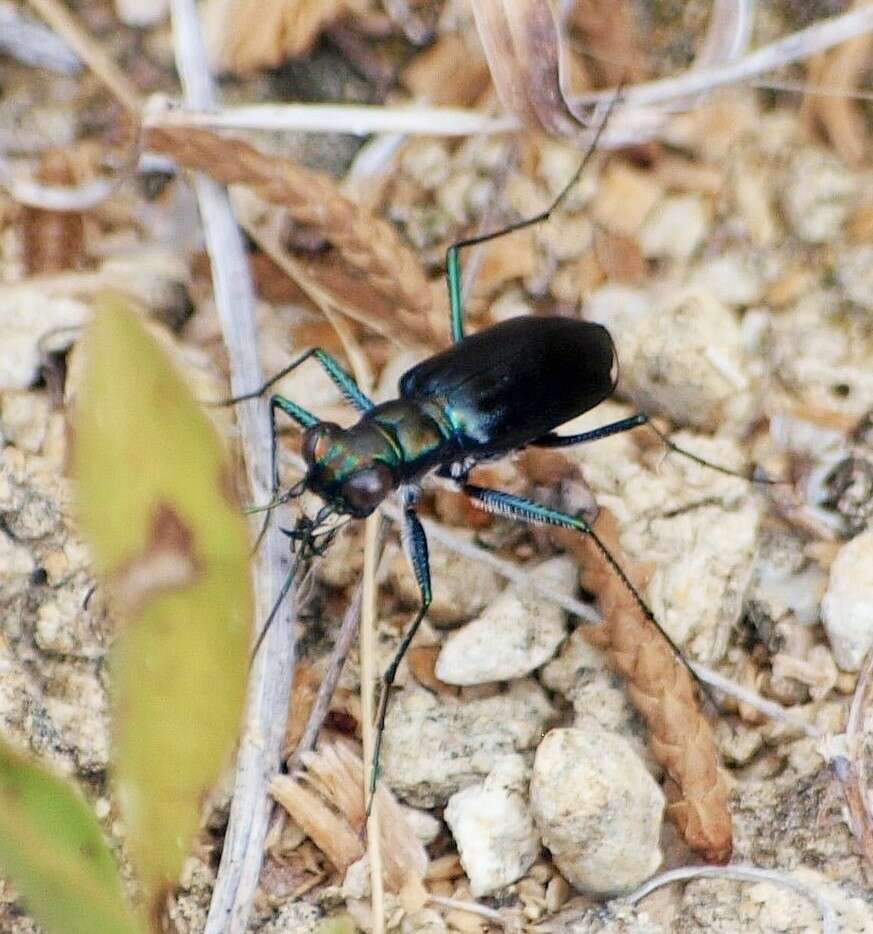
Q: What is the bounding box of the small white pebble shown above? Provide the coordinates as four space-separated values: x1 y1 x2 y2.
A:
114 0 168 26
639 194 710 260
444 756 540 897
781 148 855 243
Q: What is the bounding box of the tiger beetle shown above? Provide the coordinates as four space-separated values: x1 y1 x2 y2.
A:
229 107 754 796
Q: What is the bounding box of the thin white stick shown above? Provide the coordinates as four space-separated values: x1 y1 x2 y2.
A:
144 97 518 137
570 6 873 109
143 7 873 147
626 865 839 934
427 895 506 924
688 664 823 739
168 4 294 934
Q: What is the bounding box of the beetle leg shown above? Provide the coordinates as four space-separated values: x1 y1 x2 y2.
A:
536 414 776 484
443 94 620 343
533 413 648 448
370 493 432 807
269 395 320 493
218 346 374 413
458 482 714 704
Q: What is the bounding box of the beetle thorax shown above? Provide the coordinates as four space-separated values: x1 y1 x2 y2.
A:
302 421 399 517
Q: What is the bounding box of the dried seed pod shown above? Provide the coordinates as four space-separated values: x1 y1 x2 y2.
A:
145 127 434 343
555 510 733 863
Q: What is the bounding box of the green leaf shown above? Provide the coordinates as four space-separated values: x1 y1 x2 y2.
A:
315 916 358 934
72 296 252 912
0 740 142 934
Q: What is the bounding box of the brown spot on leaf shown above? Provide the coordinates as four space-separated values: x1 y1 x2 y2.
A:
110 503 200 616
150 502 194 555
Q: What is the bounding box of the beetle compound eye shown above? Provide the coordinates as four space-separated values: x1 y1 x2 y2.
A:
342 463 394 513
302 422 339 464
302 427 320 463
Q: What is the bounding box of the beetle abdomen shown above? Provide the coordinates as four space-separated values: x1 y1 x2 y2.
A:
399 316 616 456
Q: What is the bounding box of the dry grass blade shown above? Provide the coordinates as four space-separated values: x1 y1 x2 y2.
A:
271 735 427 891
469 0 750 146
555 510 732 864
145 126 434 337
470 0 581 139
835 641 873 878
232 187 428 347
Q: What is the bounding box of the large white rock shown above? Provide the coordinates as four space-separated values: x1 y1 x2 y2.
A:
444 756 540 896
822 529 873 671
435 557 576 685
530 727 664 895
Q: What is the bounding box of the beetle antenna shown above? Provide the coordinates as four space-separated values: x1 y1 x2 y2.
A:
249 558 304 667
644 422 789 486
248 504 339 665
583 523 718 711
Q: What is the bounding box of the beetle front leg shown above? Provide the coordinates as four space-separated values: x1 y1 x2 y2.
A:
370 496 432 806
219 346 374 412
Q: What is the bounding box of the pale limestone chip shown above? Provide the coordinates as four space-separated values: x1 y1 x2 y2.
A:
639 194 711 261
781 148 856 244
381 680 555 807
435 556 575 685
0 287 89 390
586 285 757 435
444 756 540 897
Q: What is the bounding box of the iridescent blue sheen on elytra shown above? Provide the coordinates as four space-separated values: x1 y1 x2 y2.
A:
303 316 616 517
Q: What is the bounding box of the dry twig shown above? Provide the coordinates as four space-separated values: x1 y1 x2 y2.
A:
145 125 435 340
555 510 732 864
168 4 295 934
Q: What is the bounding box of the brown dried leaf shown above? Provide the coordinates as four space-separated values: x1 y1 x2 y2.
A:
215 0 358 73
569 0 649 87
407 645 460 697
145 126 434 339
402 33 491 107
555 510 733 863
